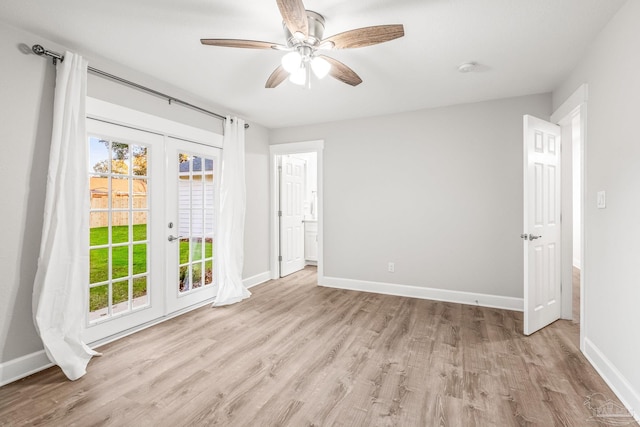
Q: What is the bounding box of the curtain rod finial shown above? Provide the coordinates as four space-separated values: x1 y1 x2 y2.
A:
32 44 45 56
31 44 63 64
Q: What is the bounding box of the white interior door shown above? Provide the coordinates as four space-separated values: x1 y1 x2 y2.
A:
84 118 164 344
280 155 306 277
523 115 562 335
165 137 221 313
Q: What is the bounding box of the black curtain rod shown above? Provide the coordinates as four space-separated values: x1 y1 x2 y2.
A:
31 44 249 129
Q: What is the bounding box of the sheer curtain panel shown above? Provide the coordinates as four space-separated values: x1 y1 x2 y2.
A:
32 51 100 381
213 117 251 306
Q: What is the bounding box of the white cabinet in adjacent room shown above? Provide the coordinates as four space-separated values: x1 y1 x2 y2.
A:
304 220 318 264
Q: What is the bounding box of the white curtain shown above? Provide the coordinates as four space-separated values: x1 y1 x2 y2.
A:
32 52 100 380
213 117 251 306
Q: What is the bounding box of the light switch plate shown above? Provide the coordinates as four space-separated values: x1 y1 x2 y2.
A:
597 191 606 209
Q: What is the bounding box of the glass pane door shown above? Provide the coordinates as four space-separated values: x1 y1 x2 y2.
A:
83 119 164 344
166 137 220 313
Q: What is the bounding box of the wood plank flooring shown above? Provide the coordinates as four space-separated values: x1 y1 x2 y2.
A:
0 267 635 426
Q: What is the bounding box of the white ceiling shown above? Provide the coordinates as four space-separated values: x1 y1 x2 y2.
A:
0 0 627 128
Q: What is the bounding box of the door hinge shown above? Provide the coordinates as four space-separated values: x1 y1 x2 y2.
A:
278 210 282 217
278 255 282 262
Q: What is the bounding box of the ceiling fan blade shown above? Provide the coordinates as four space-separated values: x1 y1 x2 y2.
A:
276 0 309 39
200 39 286 50
265 65 289 88
319 55 363 86
321 24 404 49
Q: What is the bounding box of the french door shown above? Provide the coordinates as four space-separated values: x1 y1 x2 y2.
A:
165 137 221 313
84 118 164 343
84 119 221 343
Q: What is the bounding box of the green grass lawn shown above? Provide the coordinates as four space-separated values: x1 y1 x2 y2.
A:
90 224 147 246
89 225 212 311
90 277 148 312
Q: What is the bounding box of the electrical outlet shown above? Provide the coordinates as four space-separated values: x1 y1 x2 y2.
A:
388 262 395 273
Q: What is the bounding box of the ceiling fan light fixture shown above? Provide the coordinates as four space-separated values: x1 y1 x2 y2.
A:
282 51 302 73
201 1 404 89
289 67 307 85
311 56 331 79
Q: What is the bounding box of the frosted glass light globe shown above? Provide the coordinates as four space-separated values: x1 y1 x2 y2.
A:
289 67 306 85
311 56 331 79
281 52 302 73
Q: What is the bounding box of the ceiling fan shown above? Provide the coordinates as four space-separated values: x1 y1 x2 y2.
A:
200 0 404 88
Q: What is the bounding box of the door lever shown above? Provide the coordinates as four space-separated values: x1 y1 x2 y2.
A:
520 233 529 240
528 234 542 240
168 235 184 242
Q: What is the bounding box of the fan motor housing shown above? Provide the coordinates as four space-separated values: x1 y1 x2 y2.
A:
284 10 325 47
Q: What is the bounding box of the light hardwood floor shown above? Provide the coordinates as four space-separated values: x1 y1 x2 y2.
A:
0 267 635 426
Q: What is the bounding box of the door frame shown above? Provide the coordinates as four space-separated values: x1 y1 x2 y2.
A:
551 84 587 351
269 141 324 282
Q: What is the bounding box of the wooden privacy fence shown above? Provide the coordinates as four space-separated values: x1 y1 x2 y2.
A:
90 177 148 228
90 197 148 227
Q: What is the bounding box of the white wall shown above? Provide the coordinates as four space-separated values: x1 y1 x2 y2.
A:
243 124 271 279
0 21 55 364
271 94 552 301
553 0 640 415
0 21 270 370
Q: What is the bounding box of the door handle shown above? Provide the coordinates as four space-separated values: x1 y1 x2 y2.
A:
168 235 184 242
520 233 542 241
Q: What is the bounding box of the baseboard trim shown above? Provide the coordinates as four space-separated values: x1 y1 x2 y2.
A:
321 276 523 312
243 271 272 289
583 337 639 422
0 350 53 387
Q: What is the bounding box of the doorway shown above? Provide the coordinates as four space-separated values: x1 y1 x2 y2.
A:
522 85 586 342
551 84 587 350
278 153 318 277
270 141 324 280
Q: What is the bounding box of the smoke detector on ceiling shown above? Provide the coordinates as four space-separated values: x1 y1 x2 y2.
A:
458 62 479 73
